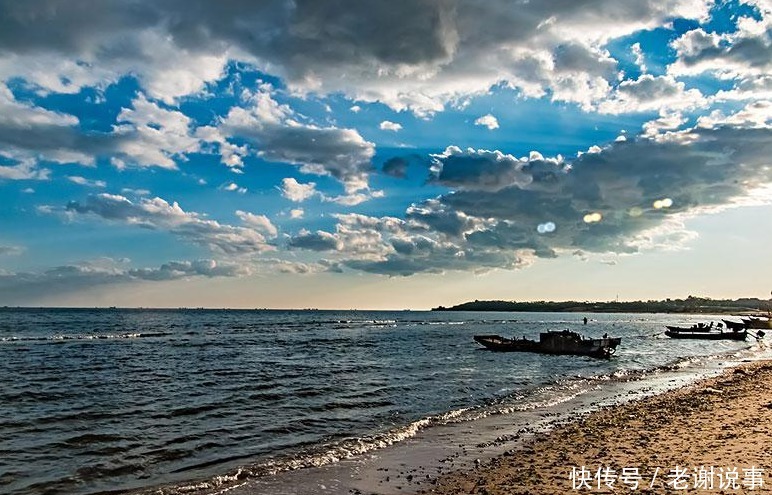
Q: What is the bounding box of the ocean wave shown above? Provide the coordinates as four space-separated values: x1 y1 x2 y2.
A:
0 331 170 343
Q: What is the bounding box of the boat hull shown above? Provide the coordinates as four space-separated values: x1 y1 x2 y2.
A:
664 330 747 340
473 332 621 358
742 317 772 330
722 319 747 331
665 325 712 333
473 335 539 352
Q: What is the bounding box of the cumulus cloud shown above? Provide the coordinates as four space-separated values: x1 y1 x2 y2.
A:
287 229 342 251
0 82 90 171
430 146 561 192
220 182 247 194
128 259 251 280
474 114 499 130
208 86 376 193
0 88 202 173
669 13 772 80
235 210 278 237
289 208 304 219
0 160 50 180
631 42 647 73
111 94 201 169
433 113 772 259
61 194 274 255
0 258 250 304
0 0 719 116
280 177 318 202
598 75 706 114
301 106 772 276
379 120 403 132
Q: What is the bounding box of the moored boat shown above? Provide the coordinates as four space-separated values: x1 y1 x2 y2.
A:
722 319 747 331
473 335 539 352
665 324 713 333
742 317 772 330
664 329 748 340
474 330 621 358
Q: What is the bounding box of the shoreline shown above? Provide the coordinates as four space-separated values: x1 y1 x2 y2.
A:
428 358 772 494
167 347 770 495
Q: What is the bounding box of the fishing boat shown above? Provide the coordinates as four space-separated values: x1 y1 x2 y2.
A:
741 317 772 330
474 330 621 358
664 328 748 340
665 324 713 333
722 319 747 331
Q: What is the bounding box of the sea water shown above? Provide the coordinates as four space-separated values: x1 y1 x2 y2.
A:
0 308 763 494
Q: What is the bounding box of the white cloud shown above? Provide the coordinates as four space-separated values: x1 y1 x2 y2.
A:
0 160 50 180
280 177 318 202
68 176 107 188
598 75 706 114
220 182 247 194
668 13 772 81
696 100 772 129
379 120 403 132
0 1 719 117
236 210 278 237
62 194 274 255
632 42 647 73
289 208 304 219
210 87 376 193
0 87 203 173
474 114 499 130
112 94 201 170
121 188 151 197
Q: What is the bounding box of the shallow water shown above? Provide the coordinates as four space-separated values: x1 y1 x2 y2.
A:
0 308 759 494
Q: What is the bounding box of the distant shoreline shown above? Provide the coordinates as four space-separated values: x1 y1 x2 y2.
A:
432 296 771 315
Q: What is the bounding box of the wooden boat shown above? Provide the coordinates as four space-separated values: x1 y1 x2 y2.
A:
665 324 713 333
722 319 747 331
664 329 748 340
741 317 772 330
474 330 621 358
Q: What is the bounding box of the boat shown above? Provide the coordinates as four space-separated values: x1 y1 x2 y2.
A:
722 319 747 331
741 317 772 330
664 329 748 340
665 324 714 333
473 330 621 358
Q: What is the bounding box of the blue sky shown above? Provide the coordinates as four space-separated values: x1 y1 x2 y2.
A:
1 0 771 308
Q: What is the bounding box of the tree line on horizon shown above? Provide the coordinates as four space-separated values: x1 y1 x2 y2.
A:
432 295 772 314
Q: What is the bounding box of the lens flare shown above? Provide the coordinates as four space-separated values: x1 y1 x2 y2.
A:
583 212 602 223
537 221 556 234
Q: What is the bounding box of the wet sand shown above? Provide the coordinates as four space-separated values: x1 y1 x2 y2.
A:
427 360 772 494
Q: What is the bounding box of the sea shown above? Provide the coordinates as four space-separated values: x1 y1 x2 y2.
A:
1 308 768 495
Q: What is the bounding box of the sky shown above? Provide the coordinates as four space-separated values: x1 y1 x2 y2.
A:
1 0 771 309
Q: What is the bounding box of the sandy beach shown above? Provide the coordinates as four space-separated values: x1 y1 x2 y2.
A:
426 359 772 494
